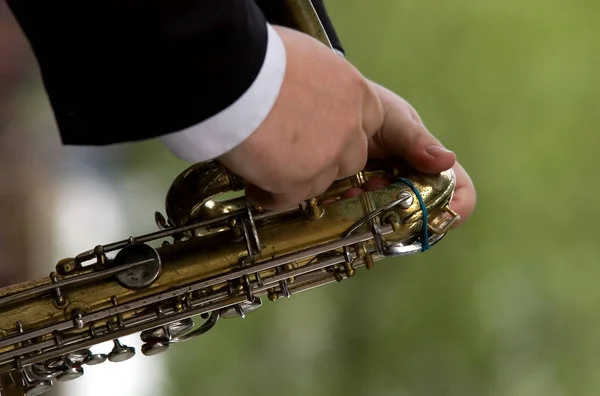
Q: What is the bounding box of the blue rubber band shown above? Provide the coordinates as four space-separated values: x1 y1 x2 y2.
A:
395 177 430 252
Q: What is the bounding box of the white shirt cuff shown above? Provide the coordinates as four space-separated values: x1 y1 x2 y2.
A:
159 23 286 163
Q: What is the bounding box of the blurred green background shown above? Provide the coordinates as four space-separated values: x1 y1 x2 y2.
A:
158 0 600 396
160 1 600 395
2 0 599 395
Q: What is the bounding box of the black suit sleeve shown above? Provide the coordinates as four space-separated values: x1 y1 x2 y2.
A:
7 0 345 152
256 0 345 55
6 0 273 146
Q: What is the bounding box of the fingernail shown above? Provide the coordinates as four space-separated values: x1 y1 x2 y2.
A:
426 145 454 157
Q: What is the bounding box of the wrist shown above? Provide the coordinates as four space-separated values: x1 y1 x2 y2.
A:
160 24 287 163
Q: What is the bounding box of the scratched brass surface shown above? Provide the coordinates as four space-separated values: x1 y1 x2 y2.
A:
0 167 454 352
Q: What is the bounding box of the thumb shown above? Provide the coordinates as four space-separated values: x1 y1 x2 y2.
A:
369 82 456 174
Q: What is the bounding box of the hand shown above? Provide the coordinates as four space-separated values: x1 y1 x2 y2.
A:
219 25 382 210
353 81 476 228
218 26 475 228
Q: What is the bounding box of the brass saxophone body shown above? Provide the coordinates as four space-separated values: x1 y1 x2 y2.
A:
0 2 461 395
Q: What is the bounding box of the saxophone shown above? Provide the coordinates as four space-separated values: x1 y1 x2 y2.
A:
0 2 461 395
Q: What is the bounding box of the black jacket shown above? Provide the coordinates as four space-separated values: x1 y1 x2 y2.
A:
6 0 344 155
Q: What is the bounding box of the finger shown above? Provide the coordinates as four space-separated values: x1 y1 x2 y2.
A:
375 115 456 173
448 161 476 228
361 79 386 140
370 84 456 173
340 177 390 199
341 187 364 199
245 183 312 212
246 164 341 212
362 177 391 192
405 101 424 124
309 165 342 198
336 131 369 180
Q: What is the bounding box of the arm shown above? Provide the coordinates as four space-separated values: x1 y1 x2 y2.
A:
7 0 475 223
6 0 286 163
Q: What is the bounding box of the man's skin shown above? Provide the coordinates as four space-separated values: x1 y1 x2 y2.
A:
218 26 476 228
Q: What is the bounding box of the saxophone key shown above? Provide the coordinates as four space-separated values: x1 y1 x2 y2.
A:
21 369 53 396
219 297 262 319
66 349 92 366
29 364 54 380
154 211 169 230
83 353 107 366
55 258 77 276
24 380 53 396
55 367 84 382
44 357 68 374
140 318 194 344
111 243 162 289
107 340 135 363
141 342 170 357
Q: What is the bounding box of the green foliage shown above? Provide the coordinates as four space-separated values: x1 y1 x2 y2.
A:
161 1 600 395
